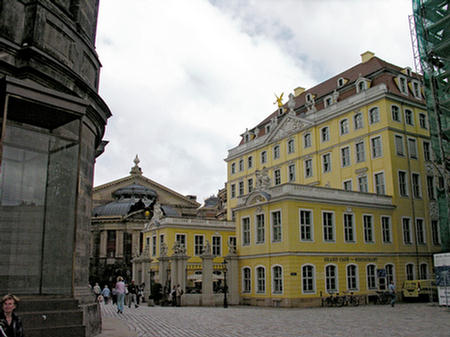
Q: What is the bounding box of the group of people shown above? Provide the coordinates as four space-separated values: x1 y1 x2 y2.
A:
93 278 145 314
169 284 184 307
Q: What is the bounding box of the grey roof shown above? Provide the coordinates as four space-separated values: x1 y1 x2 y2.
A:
161 205 179 217
93 198 153 217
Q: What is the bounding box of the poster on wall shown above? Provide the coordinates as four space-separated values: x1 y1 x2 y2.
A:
434 253 450 306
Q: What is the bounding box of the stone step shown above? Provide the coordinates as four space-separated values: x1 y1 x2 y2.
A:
25 325 86 337
20 310 83 329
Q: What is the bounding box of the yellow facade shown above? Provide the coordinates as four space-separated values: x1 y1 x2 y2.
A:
225 55 441 306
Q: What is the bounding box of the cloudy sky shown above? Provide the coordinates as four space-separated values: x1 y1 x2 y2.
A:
94 0 415 203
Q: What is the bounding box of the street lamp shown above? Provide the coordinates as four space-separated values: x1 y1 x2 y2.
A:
222 260 228 308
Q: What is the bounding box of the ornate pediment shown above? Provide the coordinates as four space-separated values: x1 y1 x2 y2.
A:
245 191 271 206
267 114 312 143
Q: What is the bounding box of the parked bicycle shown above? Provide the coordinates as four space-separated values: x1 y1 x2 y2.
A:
324 292 344 307
375 290 390 305
340 291 359 307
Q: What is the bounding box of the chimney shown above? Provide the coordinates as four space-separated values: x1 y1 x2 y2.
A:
361 51 375 63
294 87 305 96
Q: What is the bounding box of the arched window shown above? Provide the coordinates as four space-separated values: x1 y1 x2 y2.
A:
347 264 358 290
272 265 283 294
369 107 380 124
256 266 266 293
242 267 251 293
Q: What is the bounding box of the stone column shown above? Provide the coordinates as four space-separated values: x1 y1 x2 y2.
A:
116 230 124 258
170 257 178 291
142 258 152 301
132 231 140 256
99 230 107 258
226 253 239 305
176 255 189 291
159 256 170 291
201 253 214 306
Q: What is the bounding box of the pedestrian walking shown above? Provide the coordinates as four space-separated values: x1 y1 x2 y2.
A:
128 280 139 308
175 284 183 307
388 280 396 307
101 285 111 305
0 294 24 337
93 282 101 302
169 286 176 306
115 276 126 314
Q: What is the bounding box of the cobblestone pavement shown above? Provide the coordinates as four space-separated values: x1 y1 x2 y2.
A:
101 302 450 337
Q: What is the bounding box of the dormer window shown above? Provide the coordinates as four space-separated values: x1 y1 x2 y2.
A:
244 134 250 142
337 77 345 88
324 95 333 107
396 75 408 95
306 93 314 103
265 124 271 134
356 77 370 93
411 80 421 99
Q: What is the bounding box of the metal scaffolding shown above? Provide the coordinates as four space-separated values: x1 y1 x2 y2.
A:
412 0 450 251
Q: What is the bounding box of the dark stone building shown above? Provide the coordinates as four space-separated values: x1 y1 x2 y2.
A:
0 1 110 336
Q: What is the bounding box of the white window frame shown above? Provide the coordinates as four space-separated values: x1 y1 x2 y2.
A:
367 264 377 290
370 135 383 158
274 169 281 186
343 179 352 191
419 113 427 129
301 264 316 294
405 108 414 126
271 210 282 243
391 105 401 122
239 159 244 171
242 267 251 293
304 158 313 178
273 144 280 160
398 170 409 197
397 75 408 95
394 134 405 156
416 218 426 245
355 141 365 163
261 151 267 164
363 214 374 243
238 181 244 196
272 264 284 294
340 118 349 135
358 175 368 193
175 233 187 251
231 184 236 198
408 137 418 159
248 178 253 194
343 213 355 243
287 139 295 154
242 216 251 246
341 146 351 167
402 217 412 245
194 234 204 256
299 209 314 242
412 80 421 99
423 141 431 161
288 163 296 182
304 133 312 148
247 156 253 168
406 263 415 280
231 162 236 174
354 112 364 129
255 213 265 245
374 171 385 195
255 265 266 294
381 216 392 244
369 107 380 124
322 211 335 242
322 153 331 173
212 235 222 256
346 264 359 291
411 172 422 199
325 264 338 294
321 126 330 142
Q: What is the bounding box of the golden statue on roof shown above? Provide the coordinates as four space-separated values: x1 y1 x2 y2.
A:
274 93 284 107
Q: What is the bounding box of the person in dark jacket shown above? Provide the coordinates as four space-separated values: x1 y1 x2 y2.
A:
0 294 24 337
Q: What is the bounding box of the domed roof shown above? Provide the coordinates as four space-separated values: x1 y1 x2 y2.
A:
93 198 154 217
112 184 157 199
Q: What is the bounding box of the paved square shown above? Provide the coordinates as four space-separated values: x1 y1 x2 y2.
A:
101 302 450 337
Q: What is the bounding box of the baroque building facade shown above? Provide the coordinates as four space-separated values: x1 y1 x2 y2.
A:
225 52 443 307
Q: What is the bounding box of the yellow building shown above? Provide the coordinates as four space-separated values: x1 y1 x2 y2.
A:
225 52 442 306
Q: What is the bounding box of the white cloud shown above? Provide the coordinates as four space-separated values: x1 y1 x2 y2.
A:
94 0 415 202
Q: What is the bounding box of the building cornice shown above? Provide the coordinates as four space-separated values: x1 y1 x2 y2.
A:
142 217 235 233
237 251 435 259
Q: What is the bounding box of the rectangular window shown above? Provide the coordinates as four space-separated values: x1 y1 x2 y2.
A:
371 136 382 158
322 153 331 173
363 215 374 243
374 172 385 195
274 169 281 185
395 135 404 156
288 164 296 182
355 141 365 162
354 112 363 129
256 214 265 244
423 141 431 161
273 145 280 159
271 211 282 242
416 219 425 244
239 159 244 171
231 163 236 174
321 127 329 142
242 217 250 246
300 210 313 241
405 109 414 125
248 178 253 193
398 171 408 197
159 234 165 254
369 107 380 124
381 216 391 243
412 82 421 98
367 265 377 290
231 184 236 198
432 220 440 245
256 267 265 293
152 235 157 256
248 156 253 168
408 138 417 159
288 139 295 153
304 159 313 178
239 181 244 196
341 147 350 167
261 151 267 164
343 180 352 191
391 105 400 122
403 218 412 244
302 265 314 293
194 235 204 256
176 234 186 248
323 212 334 242
212 236 221 256
304 133 312 148
427 176 435 200
340 119 349 135
344 213 354 242
412 173 421 198
419 113 427 129
358 175 368 192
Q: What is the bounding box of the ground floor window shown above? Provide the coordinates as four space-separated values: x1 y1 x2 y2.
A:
272 266 283 294
302 265 315 293
256 266 265 293
367 264 376 290
242 267 251 293
406 263 415 280
325 265 337 293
